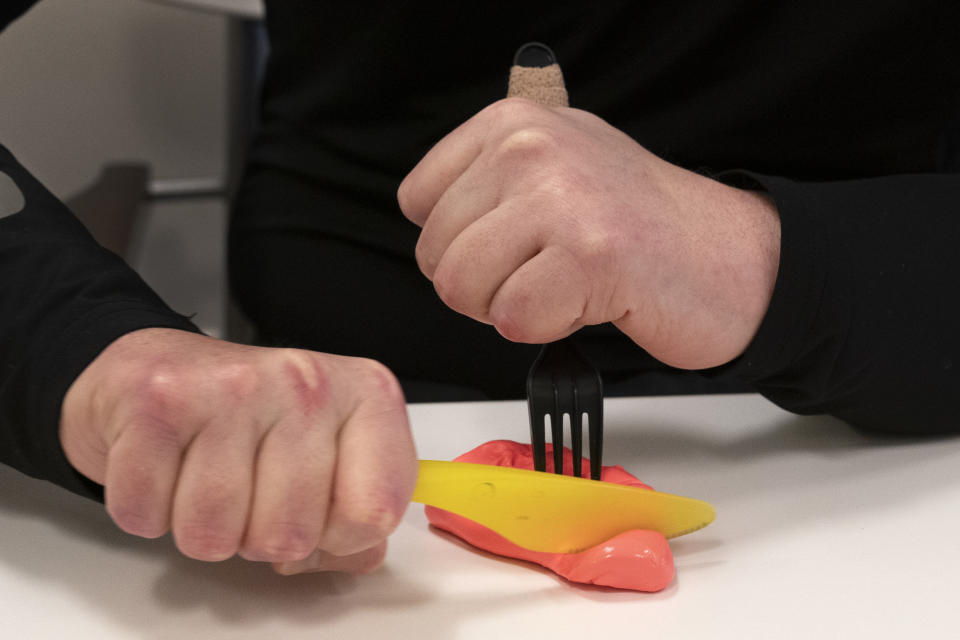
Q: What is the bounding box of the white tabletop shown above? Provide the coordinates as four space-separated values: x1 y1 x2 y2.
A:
2 393 958 639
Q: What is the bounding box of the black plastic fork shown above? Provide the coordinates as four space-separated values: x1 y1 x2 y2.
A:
508 42 605 480
526 338 604 479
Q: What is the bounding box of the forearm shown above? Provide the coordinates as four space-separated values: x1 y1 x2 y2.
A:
0 143 200 498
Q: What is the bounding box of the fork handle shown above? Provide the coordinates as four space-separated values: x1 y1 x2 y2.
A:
510 43 573 478
510 45 604 481
507 42 569 108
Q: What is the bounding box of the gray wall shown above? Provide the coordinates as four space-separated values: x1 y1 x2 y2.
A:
0 0 231 336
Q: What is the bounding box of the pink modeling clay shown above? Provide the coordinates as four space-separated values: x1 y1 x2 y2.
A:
424 440 675 591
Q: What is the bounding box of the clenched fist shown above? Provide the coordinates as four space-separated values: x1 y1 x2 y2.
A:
60 328 417 575
398 98 780 370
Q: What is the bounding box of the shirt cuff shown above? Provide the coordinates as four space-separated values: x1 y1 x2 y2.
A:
701 170 830 395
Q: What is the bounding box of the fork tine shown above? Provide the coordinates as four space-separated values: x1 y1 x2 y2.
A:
585 388 604 480
527 393 547 474
550 383 564 474
570 386 583 478
568 338 603 480
528 339 603 478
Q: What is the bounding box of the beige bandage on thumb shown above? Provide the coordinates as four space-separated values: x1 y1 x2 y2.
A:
506 42 569 108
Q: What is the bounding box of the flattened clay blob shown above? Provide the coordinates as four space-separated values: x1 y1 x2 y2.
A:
424 440 675 592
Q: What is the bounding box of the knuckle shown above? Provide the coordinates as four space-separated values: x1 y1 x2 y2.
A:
495 321 531 343
131 369 186 419
495 126 559 164
577 228 617 270
273 349 331 415
396 178 413 214
248 521 316 562
352 499 404 536
175 523 239 561
541 167 580 202
358 359 405 404
414 238 437 279
430 260 462 308
369 507 404 540
212 360 262 398
105 453 172 537
436 286 482 320
397 177 427 224
327 501 403 555
490 295 536 343
107 499 167 539
431 251 488 320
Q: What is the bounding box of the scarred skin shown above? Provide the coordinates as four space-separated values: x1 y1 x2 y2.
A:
425 440 675 592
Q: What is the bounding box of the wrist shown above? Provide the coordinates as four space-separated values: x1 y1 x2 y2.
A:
714 183 781 362
660 167 781 369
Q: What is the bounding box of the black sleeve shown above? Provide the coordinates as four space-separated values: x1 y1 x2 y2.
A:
0 144 202 500
710 171 960 435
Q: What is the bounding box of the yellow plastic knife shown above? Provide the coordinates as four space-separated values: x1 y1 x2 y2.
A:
412 460 715 554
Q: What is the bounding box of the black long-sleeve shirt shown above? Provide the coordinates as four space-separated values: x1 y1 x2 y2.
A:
234 1 960 433
0 3 201 499
2 1 959 501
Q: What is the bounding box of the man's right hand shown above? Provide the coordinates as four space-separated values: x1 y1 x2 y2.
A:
59 328 417 575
